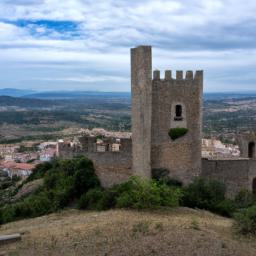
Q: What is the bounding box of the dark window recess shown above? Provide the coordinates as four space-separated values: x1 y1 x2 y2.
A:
248 142 255 158
174 105 183 121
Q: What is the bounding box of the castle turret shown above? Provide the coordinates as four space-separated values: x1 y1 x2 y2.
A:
151 69 203 184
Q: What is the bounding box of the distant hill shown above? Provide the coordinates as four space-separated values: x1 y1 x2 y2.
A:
0 96 60 108
23 91 131 100
204 92 256 101
2 88 256 101
25 91 256 101
0 88 35 97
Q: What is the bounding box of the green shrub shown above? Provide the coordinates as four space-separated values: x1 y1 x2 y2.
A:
234 205 256 235
234 190 256 209
0 192 53 224
181 178 234 216
52 189 72 209
0 206 16 224
214 200 236 217
78 176 182 211
115 176 181 209
168 128 188 140
78 188 105 210
26 161 53 182
152 168 183 187
73 167 100 197
0 156 101 224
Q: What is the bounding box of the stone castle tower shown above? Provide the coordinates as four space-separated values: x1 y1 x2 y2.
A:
131 46 203 184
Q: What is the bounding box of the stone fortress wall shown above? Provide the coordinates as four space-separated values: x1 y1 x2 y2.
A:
202 158 256 197
57 137 132 188
57 45 256 198
202 133 256 197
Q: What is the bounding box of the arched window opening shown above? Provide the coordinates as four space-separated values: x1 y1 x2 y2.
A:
174 105 183 121
248 142 255 158
252 178 256 194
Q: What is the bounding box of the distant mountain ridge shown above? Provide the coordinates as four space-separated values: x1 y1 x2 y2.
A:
23 91 131 99
0 96 60 108
20 90 256 100
1 88 256 100
0 88 35 97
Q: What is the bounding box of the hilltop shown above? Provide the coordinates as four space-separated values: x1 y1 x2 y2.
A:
1 207 256 256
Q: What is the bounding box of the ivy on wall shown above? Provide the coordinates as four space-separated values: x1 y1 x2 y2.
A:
168 128 188 140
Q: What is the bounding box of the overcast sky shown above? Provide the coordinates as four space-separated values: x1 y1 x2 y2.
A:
0 0 256 92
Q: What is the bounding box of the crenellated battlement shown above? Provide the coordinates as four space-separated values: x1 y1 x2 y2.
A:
152 70 203 81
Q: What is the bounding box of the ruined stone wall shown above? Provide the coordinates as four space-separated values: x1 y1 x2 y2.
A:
237 133 256 159
86 151 132 188
57 138 132 188
202 158 256 198
151 70 203 184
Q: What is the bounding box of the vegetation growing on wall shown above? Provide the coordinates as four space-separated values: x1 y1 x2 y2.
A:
168 128 188 140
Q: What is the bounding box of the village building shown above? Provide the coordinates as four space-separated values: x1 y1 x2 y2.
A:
0 161 35 179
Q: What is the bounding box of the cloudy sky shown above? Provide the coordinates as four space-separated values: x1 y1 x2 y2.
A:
0 0 256 92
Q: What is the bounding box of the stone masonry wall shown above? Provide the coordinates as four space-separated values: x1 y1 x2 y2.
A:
151 70 203 184
57 138 132 188
202 158 256 198
237 133 256 159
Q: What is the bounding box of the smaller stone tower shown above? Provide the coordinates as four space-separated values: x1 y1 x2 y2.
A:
131 45 203 184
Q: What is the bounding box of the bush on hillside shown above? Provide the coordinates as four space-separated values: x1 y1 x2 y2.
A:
234 205 256 235
213 199 236 217
78 187 106 210
181 178 235 217
234 190 256 209
0 192 52 224
78 176 182 210
116 177 181 209
152 168 183 187
0 156 101 224
26 161 54 182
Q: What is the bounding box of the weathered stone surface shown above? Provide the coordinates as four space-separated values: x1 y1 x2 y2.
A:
237 132 256 159
202 158 256 198
151 72 203 184
131 45 152 179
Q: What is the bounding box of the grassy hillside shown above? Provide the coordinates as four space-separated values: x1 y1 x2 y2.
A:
1 208 256 256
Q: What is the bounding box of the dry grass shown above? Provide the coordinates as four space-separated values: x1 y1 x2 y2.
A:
0 207 256 256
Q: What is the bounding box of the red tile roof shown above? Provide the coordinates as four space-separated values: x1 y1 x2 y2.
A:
0 161 35 171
